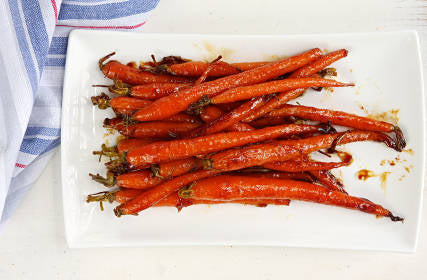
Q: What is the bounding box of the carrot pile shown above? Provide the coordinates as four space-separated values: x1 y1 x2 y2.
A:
87 49 405 222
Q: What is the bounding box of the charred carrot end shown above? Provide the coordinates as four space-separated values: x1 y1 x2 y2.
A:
91 93 111 109
394 126 407 151
99 52 116 71
388 213 404 222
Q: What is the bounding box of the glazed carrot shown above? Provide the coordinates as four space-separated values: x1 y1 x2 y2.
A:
310 170 347 193
236 170 314 182
87 189 290 207
127 124 325 167
114 169 219 216
118 138 152 153
151 158 203 179
177 175 402 221
168 61 271 77
244 49 349 122
232 62 270 71
168 61 241 77
91 93 152 110
249 117 290 128
190 96 268 137
125 83 192 99
278 131 401 152
164 113 200 123
211 78 354 104
154 192 290 208
116 170 163 190
107 120 200 138
115 158 201 189
99 53 193 85
199 106 254 132
267 104 406 149
263 152 353 172
206 131 400 171
132 48 323 121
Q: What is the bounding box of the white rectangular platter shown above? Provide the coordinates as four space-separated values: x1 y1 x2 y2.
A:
62 30 424 251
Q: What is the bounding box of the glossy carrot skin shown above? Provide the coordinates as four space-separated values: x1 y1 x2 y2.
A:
211 78 354 104
109 96 152 110
164 113 200 123
113 121 200 138
232 62 270 71
168 61 269 77
208 131 399 171
130 83 192 99
154 158 202 178
268 104 395 132
102 60 193 85
114 169 218 216
154 193 290 208
199 106 254 132
117 170 163 189
192 96 268 137
114 188 290 207
132 48 322 121
116 158 200 189
310 170 347 193
278 130 400 153
263 152 352 172
127 124 323 167
117 138 152 153
244 49 348 122
249 117 290 128
179 175 399 219
169 61 241 77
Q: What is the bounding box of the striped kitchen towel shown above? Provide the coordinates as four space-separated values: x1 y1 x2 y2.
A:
0 0 160 230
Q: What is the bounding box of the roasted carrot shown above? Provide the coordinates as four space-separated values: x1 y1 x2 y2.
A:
127 124 325 167
164 113 200 123
99 53 193 85
243 49 349 122
210 78 354 104
249 117 291 128
105 120 200 138
168 61 241 77
267 104 406 149
198 106 254 132
232 62 270 71
116 170 163 190
132 48 323 121
151 158 203 179
91 93 151 111
190 96 268 137
117 82 192 99
114 169 219 216
310 170 347 193
87 189 290 208
206 131 400 171
167 61 270 77
117 138 151 153
263 152 353 172
177 175 402 221
113 158 202 189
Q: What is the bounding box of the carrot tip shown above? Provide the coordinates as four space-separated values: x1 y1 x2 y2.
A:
388 213 404 222
394 126 407 150
113 206 123 217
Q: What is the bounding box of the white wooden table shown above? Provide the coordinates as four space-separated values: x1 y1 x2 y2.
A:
0 0 426 278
